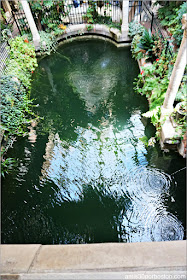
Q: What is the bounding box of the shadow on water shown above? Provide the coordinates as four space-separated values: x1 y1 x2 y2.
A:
2 39 186 244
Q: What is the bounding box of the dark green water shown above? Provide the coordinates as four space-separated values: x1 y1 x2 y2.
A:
2 39 186 244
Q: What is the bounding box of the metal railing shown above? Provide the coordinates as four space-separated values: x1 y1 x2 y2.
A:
143 2 173 58
128 1 173 58
128 1 142 23
9 1 30 35
0 41 9 75
0 2 30 74
142 2 164 37
30 1 123 32
0 14 12 75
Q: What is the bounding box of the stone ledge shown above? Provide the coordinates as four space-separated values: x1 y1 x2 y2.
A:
0 245 41 274
36 25 131 57
1 241 186 275
57 24 131 45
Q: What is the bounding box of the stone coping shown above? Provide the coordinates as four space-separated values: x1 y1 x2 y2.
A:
1 241 186 275
57 24 131 46
36 24 131 58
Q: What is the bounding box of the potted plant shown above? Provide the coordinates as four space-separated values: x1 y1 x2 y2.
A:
175 101 187 120
137 29 157 62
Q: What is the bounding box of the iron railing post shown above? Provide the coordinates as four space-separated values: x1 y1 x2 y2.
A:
151 12 154 32
140 1 142 23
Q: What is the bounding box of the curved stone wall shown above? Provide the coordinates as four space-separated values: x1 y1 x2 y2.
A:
57 24 131 47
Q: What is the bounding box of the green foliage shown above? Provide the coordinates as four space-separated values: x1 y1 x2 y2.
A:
154 1 184 7
138 29 152 50
0 7 6 20
52 26 66 36
5 60 31 89
1 36 38 177
29 0 67 34
108 21 121 31
83 1 98 24
1 156 16 178
176 88 187 104
96 14 120 29
134 47 176 132
174 101 187 138
29 0 65 12
86 24 94 31
137 29 158 61
178 101 187 113
0 9 13 43
130 26 162 62
171 112 186 140
139 136 149 146
129 8 183 140
87 1 98 21
30 0 120 34
0 8 7 31
39 31 58 55
176 71 187 102
128 21 145 38
82 1 119 29
172 2 187 46
5 36 38 88
131 34 144 60
8 37 37 71
139 136 156 147
1 75 34 136
158 4 178 27
152 36 166 58
158 2 187 46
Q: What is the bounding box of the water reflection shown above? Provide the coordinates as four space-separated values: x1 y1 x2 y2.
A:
69 55 118 113
40 110 147 195
39 124 184 242
1 40 185 244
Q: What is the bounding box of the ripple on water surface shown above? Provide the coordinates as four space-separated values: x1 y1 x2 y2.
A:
39 129 184 242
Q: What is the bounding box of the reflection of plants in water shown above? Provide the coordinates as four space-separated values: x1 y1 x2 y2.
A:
32 41 143 141
46 182 130 244
31 62 88 141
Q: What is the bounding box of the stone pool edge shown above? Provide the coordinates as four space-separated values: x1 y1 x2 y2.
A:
36 24 131 58
57 24 131 48
1 240 186 276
